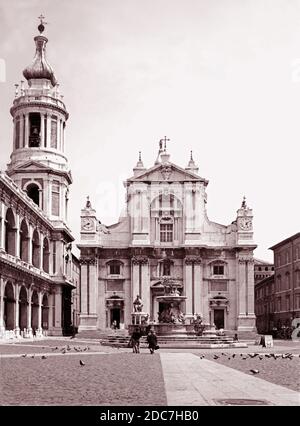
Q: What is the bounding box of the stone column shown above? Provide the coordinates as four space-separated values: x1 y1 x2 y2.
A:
24 113 29 148
131 259 140 302
40 113 45 148
184 184 193 233
78 260 98 331
20 115 24 148
247 259 255 316
141 260 150 314
27 287 32 334
28 225 33 265
46 114 51 148
184 259 193 317
53 286 62 332
0 202 5 251
39 232 44 270
0 276 5 334
37 292 43 334
14 282 20 336
194 259 203 316
238 259 246 316
15 213 20 258
57 119 61 151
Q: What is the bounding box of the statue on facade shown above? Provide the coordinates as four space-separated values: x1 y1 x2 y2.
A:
133 295 143 312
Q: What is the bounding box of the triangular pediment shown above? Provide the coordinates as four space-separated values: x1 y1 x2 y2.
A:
128 162 208 184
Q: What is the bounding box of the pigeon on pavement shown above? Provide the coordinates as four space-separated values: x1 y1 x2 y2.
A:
250 369 259 374
79 360 85 366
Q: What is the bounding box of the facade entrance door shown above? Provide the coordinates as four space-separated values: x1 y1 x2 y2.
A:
214 309 224 329
111 308 120 328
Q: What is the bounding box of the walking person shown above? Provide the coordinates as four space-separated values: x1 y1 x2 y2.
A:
131 327 142 354
147 329 158 354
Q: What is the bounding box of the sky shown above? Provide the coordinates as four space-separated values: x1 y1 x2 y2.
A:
0 0 299 261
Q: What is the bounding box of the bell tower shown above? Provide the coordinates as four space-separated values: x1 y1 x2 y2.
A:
6 16 72 225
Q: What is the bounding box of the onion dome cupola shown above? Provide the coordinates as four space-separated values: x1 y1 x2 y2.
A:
23 25 57 87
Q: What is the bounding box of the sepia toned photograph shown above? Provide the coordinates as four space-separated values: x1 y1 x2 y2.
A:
0 0 299 414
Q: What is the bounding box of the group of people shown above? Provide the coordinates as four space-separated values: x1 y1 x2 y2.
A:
130 327 159 354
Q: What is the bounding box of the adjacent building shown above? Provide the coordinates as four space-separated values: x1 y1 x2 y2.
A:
78 146 257 338
0 21 77 338
255 233 300 334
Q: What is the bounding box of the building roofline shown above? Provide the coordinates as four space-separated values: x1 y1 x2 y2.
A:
269 233 300 250
255 274 274 287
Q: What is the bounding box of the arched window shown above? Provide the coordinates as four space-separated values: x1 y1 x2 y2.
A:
27 183 40 207
29 112 41 147
19 220 29 262
285 272 291 290
42 294 49 329
42 237 50 273
32 229 40 268
4 281 15 330
107 260 123 275
277 275 281 292
159 259 173 276
4 208 16 256
19 286 28 331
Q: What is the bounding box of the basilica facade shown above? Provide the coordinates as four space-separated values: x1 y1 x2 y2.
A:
78 146 257 337
0 22 79 339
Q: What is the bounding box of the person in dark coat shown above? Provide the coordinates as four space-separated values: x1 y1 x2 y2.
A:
131 327 142 353
146 329 158 354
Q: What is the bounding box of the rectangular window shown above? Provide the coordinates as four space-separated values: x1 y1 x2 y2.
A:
286 295 290 311
213 265 224 275
29 113 41 147
160 224 173 242
277 297 281 312
51 116 57 148
15 119 20 149
51 181 60 216
109 264 120 275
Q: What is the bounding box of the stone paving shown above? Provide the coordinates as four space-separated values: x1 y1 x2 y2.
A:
0 337 299 406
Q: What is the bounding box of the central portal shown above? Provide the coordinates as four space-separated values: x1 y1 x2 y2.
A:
111 308 120 328
214 309 225 329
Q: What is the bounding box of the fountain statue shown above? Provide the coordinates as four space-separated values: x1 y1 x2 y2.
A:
156 277 187 324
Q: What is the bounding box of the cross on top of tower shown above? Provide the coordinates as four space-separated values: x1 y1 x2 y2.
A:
159 136 170 151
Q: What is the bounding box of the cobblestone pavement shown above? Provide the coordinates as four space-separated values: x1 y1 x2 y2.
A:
0 338 299 405
0 351 166 406
195 352 300 392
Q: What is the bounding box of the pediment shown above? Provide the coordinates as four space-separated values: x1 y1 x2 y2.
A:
128 162 208 184
14 161 50 171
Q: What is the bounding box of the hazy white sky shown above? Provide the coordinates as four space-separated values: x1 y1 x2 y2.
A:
0 0 299 261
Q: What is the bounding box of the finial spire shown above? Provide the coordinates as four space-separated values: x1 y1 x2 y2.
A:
138 151 141 162
86 196 92 209
241 196 247 208
190 150 193 161
37 14 47 34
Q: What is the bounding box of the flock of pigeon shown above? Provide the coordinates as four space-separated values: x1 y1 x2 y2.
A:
21 345 91 366
199 351 299 375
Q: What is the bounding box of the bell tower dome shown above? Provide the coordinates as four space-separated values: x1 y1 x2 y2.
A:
6 17 72 225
